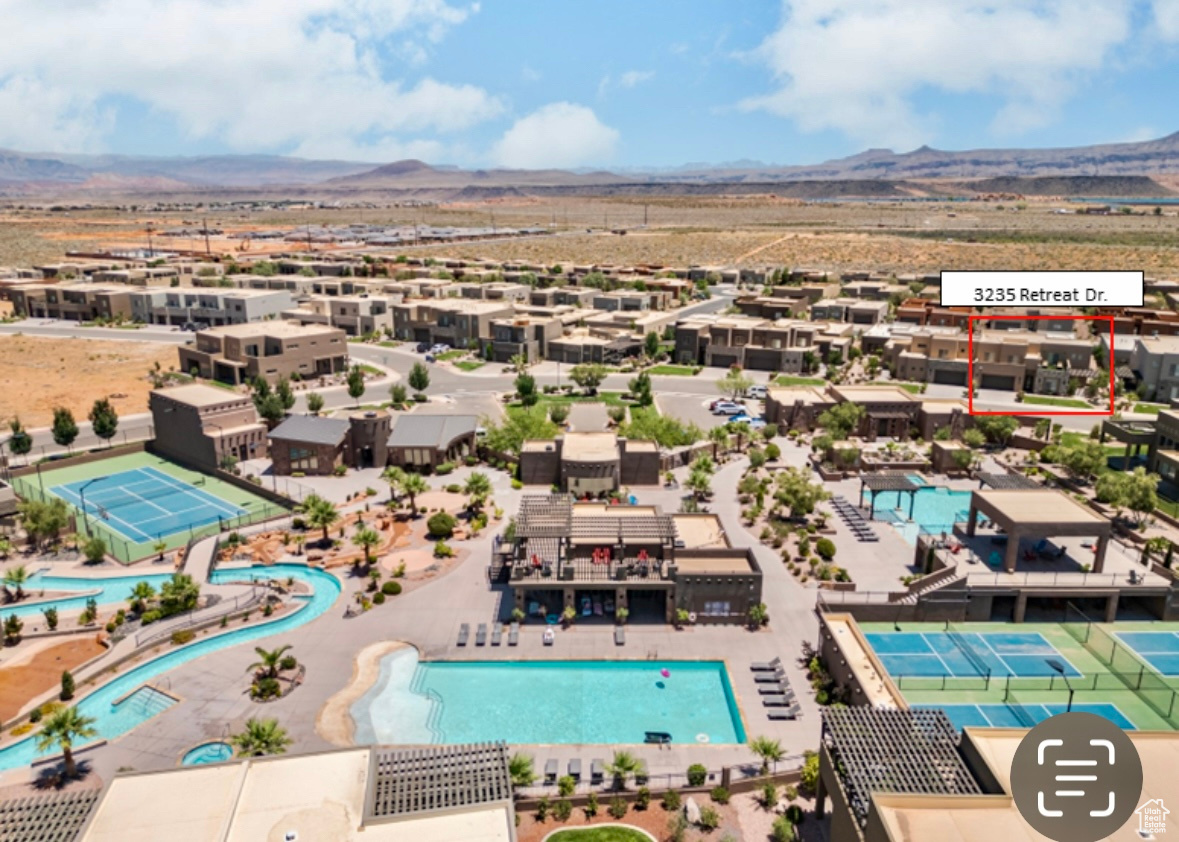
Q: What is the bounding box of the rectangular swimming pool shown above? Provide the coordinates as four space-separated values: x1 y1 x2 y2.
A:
352 654 747 746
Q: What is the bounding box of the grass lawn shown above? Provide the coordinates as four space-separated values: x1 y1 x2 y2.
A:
545 828 654 842
509 391 629 411
435 350 466 361
894 382 925 394
356 364 383 376
647 365 698 376
377 340 402 348
454 360 485 372
1134 403 1168 414
774 375 825 387
1020 395 1091 408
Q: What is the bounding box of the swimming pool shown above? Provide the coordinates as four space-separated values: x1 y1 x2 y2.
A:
181 741 234 766
352 650 746 745
874 486 973 544
0 564 340 772
0 570 178 623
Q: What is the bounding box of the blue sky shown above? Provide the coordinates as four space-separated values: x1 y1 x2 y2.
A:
2 0 1179 168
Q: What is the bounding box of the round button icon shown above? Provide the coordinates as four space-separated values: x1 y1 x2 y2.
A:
1010 712 1142 842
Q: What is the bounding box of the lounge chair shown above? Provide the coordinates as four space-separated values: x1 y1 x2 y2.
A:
591 759 604 785
754 671 786 683
768 703 802 720
569 759 581 781
750 657 782 672
491 625 502 646
475 623 487 646
543 627 555 646
456 623 469 646
758 683 791 695
614 626 626 646
644 731 672 745
762 695 792 707
508 622 519 646
544 759 558 784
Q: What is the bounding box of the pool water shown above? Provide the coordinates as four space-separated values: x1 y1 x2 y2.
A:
181 741 234 766
0 563 341 772
874 486 973 544
1 570 178 622
352 650 746 745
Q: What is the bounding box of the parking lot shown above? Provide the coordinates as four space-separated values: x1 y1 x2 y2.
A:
655 392 766 431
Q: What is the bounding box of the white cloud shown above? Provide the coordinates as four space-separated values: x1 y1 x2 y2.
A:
493 103 619 169
0 0 500 154
1154 0 1179 39
742 0 1136 148
619 70 655 88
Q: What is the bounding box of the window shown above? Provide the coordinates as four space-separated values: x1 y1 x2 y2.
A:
702 601 731 616
290 446 318 472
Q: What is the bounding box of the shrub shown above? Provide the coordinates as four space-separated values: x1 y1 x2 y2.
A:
815 537 836 560
332 464 347 477
279 655 297 670
381 580 402 595
511 479 523 490
608 796 628 819
772 816 797 842
10 723 33 736
445 483 462 494
535 797 550 822
784 784 798 801
105 621 117 634
698 805 720 830
426 511 456 538
553 799 573 822
28 708 42 724
171 629 195 645
60 670 75 701
799 751 819 795
636 786 651 810
434 461 455 475
765 443 781 460
761 781 778 810
687 763 708 787
785 804 805 825
372 591 386 605
663 790 681 811
710 786 730 804
558 775 575 796
251 677 281 700
433 541 454 558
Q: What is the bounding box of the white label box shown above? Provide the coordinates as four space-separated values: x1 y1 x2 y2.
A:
940 271 1144 307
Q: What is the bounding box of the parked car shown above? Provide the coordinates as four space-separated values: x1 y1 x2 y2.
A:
746 385 768 400
425 354 436 363
730 414 767 430
416 342 430 353
430 343 451 355
712 401 744 415
709 398 744 411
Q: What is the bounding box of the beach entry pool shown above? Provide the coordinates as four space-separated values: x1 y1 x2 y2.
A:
352 650 746 745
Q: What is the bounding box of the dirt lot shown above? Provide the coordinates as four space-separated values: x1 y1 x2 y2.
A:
0 636 106 721
0 335 178 427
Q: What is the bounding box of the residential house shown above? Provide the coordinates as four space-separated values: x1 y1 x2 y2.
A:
130 288 293 327
177 321 348 385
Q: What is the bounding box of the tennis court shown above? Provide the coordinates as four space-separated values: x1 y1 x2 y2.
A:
1115 630 1179 676
864 629 1082 679
51 466 245 544
915 702 1136 731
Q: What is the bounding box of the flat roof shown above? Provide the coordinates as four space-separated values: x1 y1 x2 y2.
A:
766 386 830 404
971 489 1107 528
875 731 1179 842
831 385 915 404
673 553 752 573
200 320 342 337
561 432 620 461
670 514 728 549
1135 333 1179 353
152 383 247 409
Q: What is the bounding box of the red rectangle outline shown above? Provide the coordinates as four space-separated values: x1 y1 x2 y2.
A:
967 315 1115 417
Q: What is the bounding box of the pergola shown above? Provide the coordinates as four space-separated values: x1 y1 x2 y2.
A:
966 489 1111 573
859 474 923 520
0 789 100 842
366 742 512 820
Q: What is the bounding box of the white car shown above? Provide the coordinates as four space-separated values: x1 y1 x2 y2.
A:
746 385 768 400
712 401 744 415
429 343 451 354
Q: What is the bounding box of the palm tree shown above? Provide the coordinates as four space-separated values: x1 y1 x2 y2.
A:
3 565 28 601
749 736 784 776
35 706 97 779
230 717 292 757
605 749 642 791
353 526 381 567
299 494 339 544
248 644 293 680
153 540 167 561
463 472 492 513
708 425 730 458
382 466 406 504
400 473 428 517
686 468 712 501
508 752 536 792
128 580 156 614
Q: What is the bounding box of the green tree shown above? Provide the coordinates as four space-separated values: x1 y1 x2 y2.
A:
382 466 406 503
605 749 642 791
82 535 107 563
60 669 75 701
7 417 32 457
18 498 70 549
974 415 1019 445
515 373 538 406
774 467 830 518
255 392 286 427
42 606 58 630
749 736 784 775
549 404 569 425
482 407 558 455
409 362 430 393
159 573 199 614
508 752 537 791
962 428 986 449
299 494 339 543
231 717 291 756
51 407 79 451
644 331 660 358
88 398 119 445
346 365 366 405
248 644 293 680
569 363 608 395
1060 441 1107 483
717 367 754 400
1123 467 1160 526
390 383 408 404
629 371 653 407
306 392 325 415
3 613 22 644
275 377 296 411
129 580 156 614
35 706 97 778
353 526 381 566
463 472 492 513
3 564 29 601
817 402 865 440
686 467 712 500
399 473 429 517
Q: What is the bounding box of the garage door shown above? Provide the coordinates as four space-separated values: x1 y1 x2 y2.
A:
933 369 966 386
979 374 1016 391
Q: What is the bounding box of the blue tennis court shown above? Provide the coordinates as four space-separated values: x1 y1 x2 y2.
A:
1115 630 1179 676
52 466 246 543
915 703 1136 731
864 630 1082 679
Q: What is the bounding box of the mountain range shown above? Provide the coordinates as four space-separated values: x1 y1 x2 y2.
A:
4 132 1179 195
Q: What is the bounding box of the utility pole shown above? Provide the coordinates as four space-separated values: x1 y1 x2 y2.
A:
203 217 211 257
